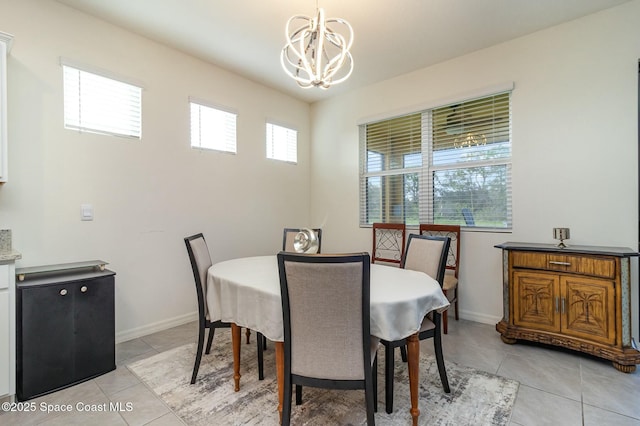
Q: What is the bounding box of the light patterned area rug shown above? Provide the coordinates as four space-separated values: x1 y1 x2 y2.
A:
128 331 518 425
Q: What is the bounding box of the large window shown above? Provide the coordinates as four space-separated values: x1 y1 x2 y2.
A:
359 92 511 229
190 101 237 153
63 63 142 138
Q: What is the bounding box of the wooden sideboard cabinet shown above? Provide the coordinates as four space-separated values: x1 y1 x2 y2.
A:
16 264 115 400
495 242 640 372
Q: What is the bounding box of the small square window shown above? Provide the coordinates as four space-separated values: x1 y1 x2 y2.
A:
266 122 297 163
190 102 237 153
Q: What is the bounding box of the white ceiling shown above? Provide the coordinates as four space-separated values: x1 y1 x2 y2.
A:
56 0 631 103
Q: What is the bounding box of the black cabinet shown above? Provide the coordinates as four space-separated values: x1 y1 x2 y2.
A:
16 268 115 400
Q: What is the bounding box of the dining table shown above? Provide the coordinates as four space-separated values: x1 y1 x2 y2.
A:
207 255 450 425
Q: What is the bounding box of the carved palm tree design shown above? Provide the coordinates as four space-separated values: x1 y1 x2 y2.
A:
570 290 603 326
522 285 551 316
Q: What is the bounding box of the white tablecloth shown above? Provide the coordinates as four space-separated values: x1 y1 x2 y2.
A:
207 255 450 342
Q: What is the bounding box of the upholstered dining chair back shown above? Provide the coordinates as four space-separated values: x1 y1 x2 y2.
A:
282 228 322 253
277 252 377 425
418 224 460 278
185 233 212 320
279 253 369 379
402 234 450 288
418 224 460 333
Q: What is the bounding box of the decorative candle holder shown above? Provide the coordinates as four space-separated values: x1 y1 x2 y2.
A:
553 227 570 248
293 228 319 254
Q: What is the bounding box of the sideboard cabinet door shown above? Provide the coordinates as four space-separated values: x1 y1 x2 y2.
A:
512 270 560 333
561 275 616 345
18 283 75 399
74 276 115 382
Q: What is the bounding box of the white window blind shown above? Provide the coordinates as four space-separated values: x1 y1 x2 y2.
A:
360 92 512 229
190 101 237 153
360 113 422 225
266 122 297 163
63 64 142 138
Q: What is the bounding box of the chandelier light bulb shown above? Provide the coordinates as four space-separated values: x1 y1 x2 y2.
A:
281 8 354 89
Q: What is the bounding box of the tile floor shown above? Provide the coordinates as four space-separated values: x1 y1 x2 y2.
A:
1 319 639 425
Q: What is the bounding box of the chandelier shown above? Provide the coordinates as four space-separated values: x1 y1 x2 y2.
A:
454 132 487 149
280 7 354 89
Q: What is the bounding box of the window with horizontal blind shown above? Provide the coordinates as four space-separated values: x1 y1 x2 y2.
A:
190 101 237 153
359 91 511 229
63 64 142 138
266 122 297 163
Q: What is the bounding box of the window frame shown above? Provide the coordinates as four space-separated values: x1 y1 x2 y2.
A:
266 121 297 164
359 90 512 230
61 59 142 139
189 99 238 154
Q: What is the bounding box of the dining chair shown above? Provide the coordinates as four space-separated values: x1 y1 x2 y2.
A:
277 252 378 425
380 234 451 414
184 233 266 383
282 228 322 253
371 222 406 266
419 224 460 333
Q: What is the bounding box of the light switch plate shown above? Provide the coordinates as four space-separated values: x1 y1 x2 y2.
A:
81 204 93 221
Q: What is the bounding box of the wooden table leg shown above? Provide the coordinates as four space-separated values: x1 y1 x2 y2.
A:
231 323 242 391
406 333 420 426
275 341 285 424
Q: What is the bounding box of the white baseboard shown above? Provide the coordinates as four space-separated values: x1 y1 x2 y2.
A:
116 311 199 344
458 309 501 326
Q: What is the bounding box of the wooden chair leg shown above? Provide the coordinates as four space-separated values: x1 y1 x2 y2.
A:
245 328 251 344
191 324 206 384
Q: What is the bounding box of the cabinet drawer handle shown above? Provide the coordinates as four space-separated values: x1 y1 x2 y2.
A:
81 286 88 293
561 298 566 314
549 261 571 266
60 289 67 296
555 297 559 313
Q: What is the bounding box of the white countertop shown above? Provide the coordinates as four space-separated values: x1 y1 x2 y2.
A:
0 250 21 262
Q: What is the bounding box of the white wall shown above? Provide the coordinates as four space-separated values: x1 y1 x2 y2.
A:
1 0 639 344
310 1 640 338
0 0 311 341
